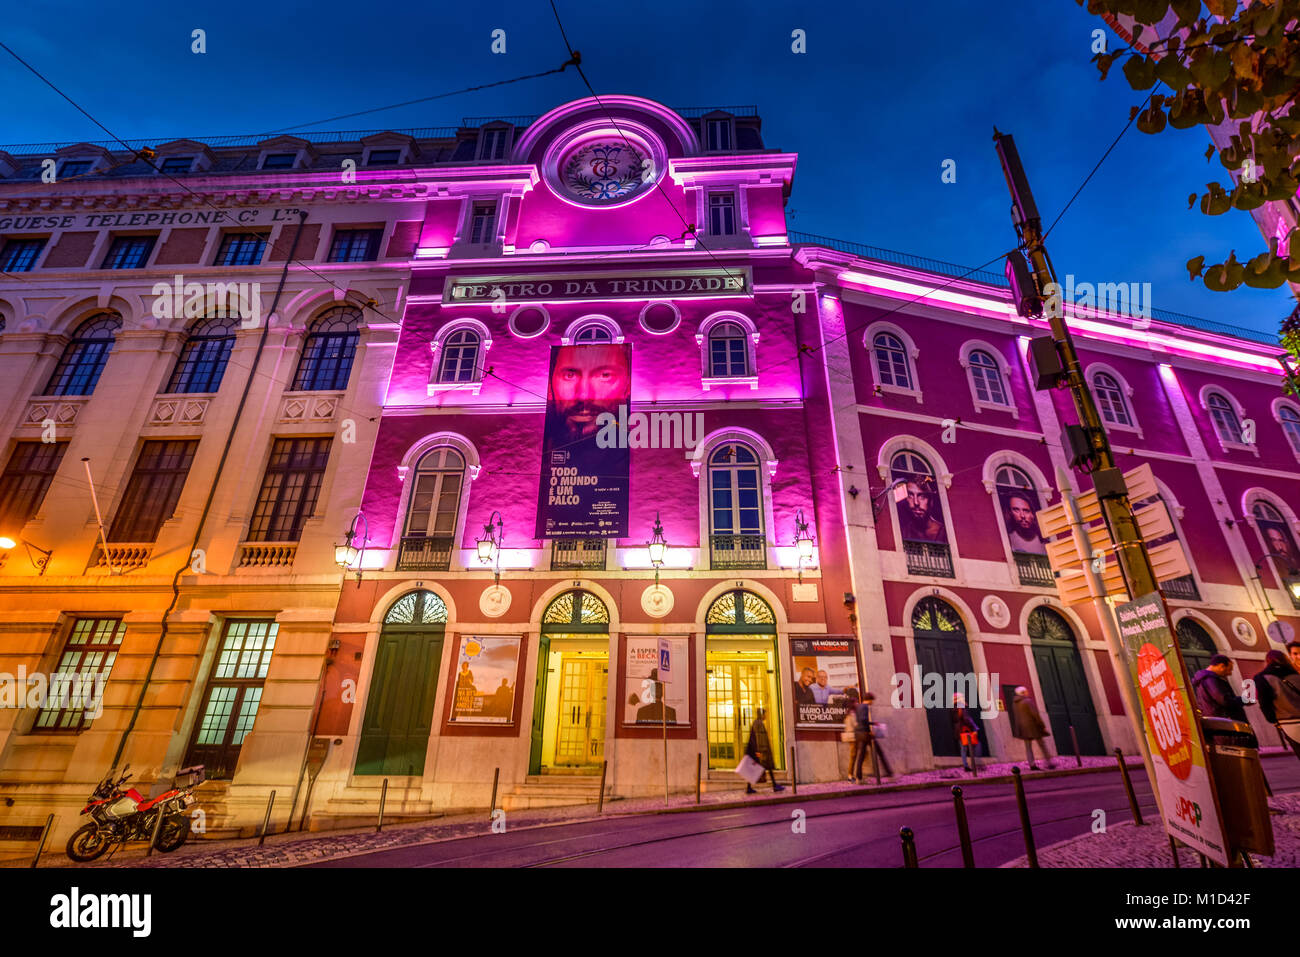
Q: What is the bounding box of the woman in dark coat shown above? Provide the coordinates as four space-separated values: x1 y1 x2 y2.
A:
1254 650 1300 762
1011 686 1054 770
744 708 785 794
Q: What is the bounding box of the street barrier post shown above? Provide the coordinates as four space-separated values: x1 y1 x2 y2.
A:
597 760 607 815
489 767 500 820
900 826 918 868
1115 748 1144 825
376 778 387 833
1011 768 1038 868
30 813 54 868
952 786 975 868
258 790 276 847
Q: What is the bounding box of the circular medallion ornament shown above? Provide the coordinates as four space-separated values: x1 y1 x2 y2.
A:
480 584 512 618
641 584 674 618
560 141 651 204
1230 617 1257 647
981 595 1011 630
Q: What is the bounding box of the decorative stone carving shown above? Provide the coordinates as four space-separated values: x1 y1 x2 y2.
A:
981 594 1011 630
480 584 512 618
641 584 674 618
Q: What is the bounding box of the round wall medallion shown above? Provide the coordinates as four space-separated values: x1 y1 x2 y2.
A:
480 584 512 618
507 304 550 339
1231 616 1258 646
639 300 680 335
542 121 666 209
641 584 674 618
981 595 1011 630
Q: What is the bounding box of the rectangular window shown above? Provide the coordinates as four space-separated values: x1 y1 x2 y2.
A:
0 441 68 531
57 160 93 178
101 235 156 269
469 203 497 244
709 193 736 235
159 156 194 174
479 128 507 160
706 119 732 152
0 238 46 272
366 149 401 166
214 232 268 266
247 437 332 542
261 152 296 170
327 228 383 263
33 618 124 732
183 620 278 779
106 440 198 543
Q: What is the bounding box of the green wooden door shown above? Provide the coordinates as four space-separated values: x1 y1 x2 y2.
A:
1029 607 1106 756
529 632 551 774
355 629 443 776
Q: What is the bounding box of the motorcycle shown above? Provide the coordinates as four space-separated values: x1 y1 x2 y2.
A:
65 764 205 862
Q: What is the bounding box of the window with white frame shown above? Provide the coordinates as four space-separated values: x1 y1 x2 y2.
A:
438 329 481 383
708 321 749 377
574 325 613 343
707 443 765 569
468 202 497 244
1206 392 1244 444
1279 404 1300 455
708 192 736 235
968 349 1008 406
403 447 464 540
873 332 914 390
705 118 732 152
1093 372 1132 426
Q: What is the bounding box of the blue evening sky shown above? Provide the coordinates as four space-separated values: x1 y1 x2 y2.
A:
2 0 1291 337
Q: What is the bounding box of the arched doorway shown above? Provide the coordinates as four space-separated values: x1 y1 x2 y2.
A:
705 589 782 770
530 590 610 774
355 590 447 776
911 597 984 757
1176 617 1217 682
1027 606 1105 755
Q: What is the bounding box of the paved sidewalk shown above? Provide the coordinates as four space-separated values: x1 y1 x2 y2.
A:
28 753 1148 868
1003 790 1300 868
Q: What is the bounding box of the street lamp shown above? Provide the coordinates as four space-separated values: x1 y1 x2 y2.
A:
476 511 504 582
334 511 368 587
646 512 667 587
0 535 53 576
794 509 814 582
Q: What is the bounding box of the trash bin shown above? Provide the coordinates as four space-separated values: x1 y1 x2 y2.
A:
1200 717 1273 856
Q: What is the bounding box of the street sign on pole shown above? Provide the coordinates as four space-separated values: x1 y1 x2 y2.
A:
1116 593 1230 866
659 638 670 804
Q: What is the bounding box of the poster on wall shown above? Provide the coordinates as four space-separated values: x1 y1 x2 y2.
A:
892 467 948 544
450 636 520 724
997 485 1047 555
791 638 861 728
624 637 688 726
1116 593 1229 865
1256 514 1300 569
535 343 631 539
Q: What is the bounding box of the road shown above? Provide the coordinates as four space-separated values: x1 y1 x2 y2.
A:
306 755 1300 868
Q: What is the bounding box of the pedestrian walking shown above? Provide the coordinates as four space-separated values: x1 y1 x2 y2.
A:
841 688 860 781
852 692 893 782
1192 654 1249 722
1255 649 1300 762
744 708 784 794
952 694 981 773
1011 686 1054 770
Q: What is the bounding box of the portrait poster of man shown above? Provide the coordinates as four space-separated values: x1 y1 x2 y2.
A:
1257 515 1300 569
624 637 688 726
893 466 948 544
450 636 520 724
998 485 1047 556
535 342 631 539
791 638 861 728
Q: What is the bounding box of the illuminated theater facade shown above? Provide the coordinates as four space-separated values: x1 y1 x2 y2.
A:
0 94 1298 838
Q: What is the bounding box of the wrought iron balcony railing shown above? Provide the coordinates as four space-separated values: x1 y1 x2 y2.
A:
395 535 454 572
1161 574 1201 602
904 540 954 578
1014 551 1054 587
551 538 606 571
709 533 767 570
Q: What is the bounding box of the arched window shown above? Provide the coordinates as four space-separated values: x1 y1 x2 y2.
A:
1207 392 1243 444
396 447 464 572
995 464 1049 583
708 321 749 377
1175 617 1217 681
705 589 776 633
573 324 613 343
1251 499 1300 580
873 332 913 390
541 589 610 632
968 350 1008 406
1027 606 1074 643
1092 372 1132 427
1279 405 1300 455
708 443 765 569
292 306 361 391
911 596 964 634
383 588 448 625
44 313 122 396
892 450 951 575
437 329 480 383
164 316 236 394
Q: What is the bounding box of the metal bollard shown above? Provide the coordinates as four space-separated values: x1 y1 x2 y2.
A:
258 790 277 847
1011 768 1038 868
951 786 975 868
873 739 882 786
1115 748 1144 826
597 760 607 815
489 767 500 820
899 826 918 868
376 778 388 833
30 813 54 868
1069 725 1083 768
1169 835 1181 868
790 746 798 796
695 753 702 804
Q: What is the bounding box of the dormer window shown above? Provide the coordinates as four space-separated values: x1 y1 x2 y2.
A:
709 192 736 235
468 202 497 244
705 117 733 152
366 149 401 166
261 152 297 170
58 159 93 178
159 156 194 175
478 127 509 161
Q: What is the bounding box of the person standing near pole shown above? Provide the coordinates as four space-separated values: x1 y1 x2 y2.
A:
1254 650 1300 762
952 694 980 774
852 692 893 782
744 708 783 795
1011 686 1054 771
1192 655 1249 723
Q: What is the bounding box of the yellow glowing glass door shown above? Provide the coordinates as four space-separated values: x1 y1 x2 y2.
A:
554 656 606 767
707 656 776 769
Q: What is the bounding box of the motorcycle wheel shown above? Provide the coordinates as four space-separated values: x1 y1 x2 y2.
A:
155 815 189 852
66 823 112 862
